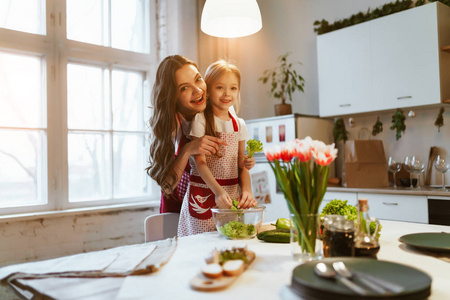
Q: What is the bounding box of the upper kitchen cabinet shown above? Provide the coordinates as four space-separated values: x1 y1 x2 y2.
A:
317 22 372 117
317 2 450 117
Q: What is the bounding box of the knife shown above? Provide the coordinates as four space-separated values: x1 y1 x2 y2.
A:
353 270 405 294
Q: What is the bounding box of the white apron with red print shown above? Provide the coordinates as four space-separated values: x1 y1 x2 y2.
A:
178 114 240 237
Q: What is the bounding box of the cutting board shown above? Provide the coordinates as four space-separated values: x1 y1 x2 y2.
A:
258 223 276 233
190 250 256 291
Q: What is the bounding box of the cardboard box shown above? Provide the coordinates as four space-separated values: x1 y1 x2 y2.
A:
345 140 389 188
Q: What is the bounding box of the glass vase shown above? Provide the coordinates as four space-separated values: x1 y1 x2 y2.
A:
290 213 323 262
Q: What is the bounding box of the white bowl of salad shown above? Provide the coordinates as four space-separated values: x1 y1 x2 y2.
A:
211 205 266 239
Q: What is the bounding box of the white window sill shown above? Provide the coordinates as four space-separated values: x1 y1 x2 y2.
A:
0 201 160 222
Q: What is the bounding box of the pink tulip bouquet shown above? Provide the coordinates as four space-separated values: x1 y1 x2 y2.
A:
265 137 338 256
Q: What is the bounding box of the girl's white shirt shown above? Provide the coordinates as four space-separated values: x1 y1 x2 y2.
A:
190 111 249 141
172 106 240 151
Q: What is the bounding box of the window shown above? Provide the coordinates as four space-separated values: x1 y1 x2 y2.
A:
0 0 158 214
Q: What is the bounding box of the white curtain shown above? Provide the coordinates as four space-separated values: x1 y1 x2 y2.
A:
155 0 200 63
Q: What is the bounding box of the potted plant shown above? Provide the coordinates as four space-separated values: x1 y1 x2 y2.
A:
258 52 305 116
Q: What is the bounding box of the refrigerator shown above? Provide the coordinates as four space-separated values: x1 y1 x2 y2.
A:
246 114 334 222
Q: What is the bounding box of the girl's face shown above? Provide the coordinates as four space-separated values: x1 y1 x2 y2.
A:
175 64 207 121
208 72 239 116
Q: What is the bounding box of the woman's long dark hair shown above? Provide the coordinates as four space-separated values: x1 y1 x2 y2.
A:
146 55 198 193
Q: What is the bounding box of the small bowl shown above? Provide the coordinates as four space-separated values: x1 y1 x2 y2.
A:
211 205 266 239
399 178 418 187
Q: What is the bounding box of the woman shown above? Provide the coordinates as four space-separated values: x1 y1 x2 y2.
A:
146 55 255 213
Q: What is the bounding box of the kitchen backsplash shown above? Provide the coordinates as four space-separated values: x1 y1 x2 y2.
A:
331 106 450 186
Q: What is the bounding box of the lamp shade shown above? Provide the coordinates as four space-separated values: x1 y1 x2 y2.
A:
201 0 262 38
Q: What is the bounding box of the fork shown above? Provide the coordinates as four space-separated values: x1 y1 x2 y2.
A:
332 261 389 295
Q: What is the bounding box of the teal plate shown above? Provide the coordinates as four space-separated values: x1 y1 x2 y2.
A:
291 257 431 300
399 232 450 253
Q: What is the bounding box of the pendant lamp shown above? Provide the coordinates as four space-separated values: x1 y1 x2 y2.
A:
201 0 262 38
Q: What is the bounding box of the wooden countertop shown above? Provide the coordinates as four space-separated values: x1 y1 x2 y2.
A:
327 186 450 198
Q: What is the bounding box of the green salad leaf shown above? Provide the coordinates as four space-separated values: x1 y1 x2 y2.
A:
246 139 263 158
219 220 255 239
320 199 357 220
230 199 240 210
320 199 382 240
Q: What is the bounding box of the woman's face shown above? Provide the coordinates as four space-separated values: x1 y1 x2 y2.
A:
175 64 207 121
208 72 239 117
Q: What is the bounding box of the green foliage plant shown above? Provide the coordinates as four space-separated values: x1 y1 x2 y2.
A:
258 52 305 105
372 116 383 136
313 0 450 35
333 117 349 143
435 107 445 132
390 109 406 140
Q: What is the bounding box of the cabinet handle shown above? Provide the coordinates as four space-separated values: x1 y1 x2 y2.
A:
382 202 399 206
397 96 412 100
339 104 351 107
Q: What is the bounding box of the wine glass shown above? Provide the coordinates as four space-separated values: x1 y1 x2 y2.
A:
411 155 425 189
388 157 401 188
434 155 450 191
403 156 414 189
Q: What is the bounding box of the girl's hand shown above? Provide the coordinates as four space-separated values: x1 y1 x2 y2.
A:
215 192 233 209
188 136 227 156
243 156 255 170
238 191 257 209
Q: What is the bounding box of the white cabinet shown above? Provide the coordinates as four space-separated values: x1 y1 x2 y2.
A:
359 193 428 224
317 22 372 116
371 4 441 111
319 191 358 213
317 2 450 117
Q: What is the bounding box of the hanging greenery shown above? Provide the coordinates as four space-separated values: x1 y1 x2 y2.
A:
434 107 445 132
333 117 349 143
313 0 450 35
372 117 383 136
390 109 406 140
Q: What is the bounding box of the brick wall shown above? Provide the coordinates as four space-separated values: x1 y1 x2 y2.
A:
0 207 158 268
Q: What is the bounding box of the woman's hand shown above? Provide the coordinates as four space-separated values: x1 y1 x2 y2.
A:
187 136 227 156
238 191 257 209
243 156 255 170
215 192 233 209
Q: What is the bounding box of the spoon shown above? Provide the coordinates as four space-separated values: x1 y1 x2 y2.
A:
333 261 405 294
314 262 368 296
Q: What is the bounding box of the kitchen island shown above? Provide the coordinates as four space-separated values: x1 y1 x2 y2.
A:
118 220 448 299
1 221 448 300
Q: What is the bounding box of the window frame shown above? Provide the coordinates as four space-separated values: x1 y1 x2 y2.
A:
0 0 159 215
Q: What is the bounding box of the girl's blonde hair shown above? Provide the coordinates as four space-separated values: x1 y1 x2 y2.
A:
203 60 241 137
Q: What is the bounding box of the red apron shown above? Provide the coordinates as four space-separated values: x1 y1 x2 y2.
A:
178 113 240 236
160 114 191 213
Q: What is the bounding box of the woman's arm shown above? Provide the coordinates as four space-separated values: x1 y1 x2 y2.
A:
166 136 227 192
237 141 257 209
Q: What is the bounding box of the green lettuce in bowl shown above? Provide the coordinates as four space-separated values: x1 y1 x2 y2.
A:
320 199 381 240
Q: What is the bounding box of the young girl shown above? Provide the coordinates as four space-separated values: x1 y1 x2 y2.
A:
178 60 257 236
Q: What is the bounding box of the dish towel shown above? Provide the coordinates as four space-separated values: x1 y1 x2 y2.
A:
0 237 177 300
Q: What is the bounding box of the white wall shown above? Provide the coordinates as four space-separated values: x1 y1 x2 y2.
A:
0 207 157 267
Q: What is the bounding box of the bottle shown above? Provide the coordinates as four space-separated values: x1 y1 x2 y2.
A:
354 198 380 259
